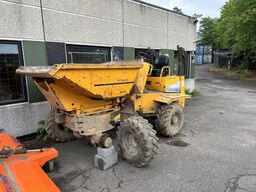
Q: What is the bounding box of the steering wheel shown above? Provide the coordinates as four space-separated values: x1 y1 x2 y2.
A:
137 52 150 60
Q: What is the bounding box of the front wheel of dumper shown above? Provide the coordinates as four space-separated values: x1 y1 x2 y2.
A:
45 109 76 142
156 102 184 137
117 116 159 167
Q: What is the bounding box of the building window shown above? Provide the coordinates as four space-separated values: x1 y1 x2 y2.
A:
0 41 26 105
135 48 160 64
66 45 111 64
135 48 160 59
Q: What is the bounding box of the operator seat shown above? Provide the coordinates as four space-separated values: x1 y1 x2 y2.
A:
151 55 170 77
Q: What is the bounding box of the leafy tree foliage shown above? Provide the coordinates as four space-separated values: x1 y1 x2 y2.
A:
197 17 218 49
173 6 182 13
198 0 256 69
216 0 256 69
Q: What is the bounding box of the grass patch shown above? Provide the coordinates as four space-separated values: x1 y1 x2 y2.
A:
36 120 48 141
209 67 256 82
193 88 201 96
209 67 227 73
185 88 201 96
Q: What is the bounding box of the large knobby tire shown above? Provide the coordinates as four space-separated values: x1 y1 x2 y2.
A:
117 116 159 167
156 102 184 137
45 110 75 142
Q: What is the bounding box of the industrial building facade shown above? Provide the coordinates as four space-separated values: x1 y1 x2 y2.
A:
0 0 197 136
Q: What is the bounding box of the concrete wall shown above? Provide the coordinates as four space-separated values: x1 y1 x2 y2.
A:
168 13 197 50
122 1 196 51
123 0 168 48
0 0 43 41
0 0 196 48
42 0 123 46
0 102 50 136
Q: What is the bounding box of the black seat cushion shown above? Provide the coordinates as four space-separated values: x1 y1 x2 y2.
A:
151 55 170 77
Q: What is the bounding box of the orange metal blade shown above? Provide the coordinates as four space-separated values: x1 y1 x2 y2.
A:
0 133 60 192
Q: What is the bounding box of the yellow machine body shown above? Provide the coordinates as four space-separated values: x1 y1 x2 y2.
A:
130 92 190 115
18 60 143 114
16 52 192 167
16 60 190 136
146 65 185 94
127 63 189 116
146 76 185 93
48 63 142 100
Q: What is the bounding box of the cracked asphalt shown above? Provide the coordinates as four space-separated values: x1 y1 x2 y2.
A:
48 64 256 192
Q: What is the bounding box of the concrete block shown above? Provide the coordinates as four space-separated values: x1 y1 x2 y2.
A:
94 146 118 170
185 78 195 93
97 146 115 158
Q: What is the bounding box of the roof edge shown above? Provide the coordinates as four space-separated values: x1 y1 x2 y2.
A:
131 0 191 18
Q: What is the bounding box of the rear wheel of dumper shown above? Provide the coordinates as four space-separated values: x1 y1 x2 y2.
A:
117 116 159 167
45 109 75 142
156 102 184 137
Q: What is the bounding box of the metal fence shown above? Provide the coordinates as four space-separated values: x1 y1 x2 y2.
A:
213 51 242 68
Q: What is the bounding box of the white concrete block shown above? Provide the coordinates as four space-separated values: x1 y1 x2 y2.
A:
185 78 196 93
97 146 116 158
94 151 118 171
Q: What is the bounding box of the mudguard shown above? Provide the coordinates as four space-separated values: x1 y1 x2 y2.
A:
0 132 60 192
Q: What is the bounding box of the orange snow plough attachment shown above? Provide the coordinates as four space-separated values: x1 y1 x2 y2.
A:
0 132 60 192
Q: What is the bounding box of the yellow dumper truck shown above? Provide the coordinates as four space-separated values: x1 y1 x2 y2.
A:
17 55 190 167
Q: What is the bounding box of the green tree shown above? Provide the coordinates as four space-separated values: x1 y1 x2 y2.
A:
197 17 219 49
215 0 256 69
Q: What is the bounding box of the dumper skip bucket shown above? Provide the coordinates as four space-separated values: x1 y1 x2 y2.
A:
16 60 143 100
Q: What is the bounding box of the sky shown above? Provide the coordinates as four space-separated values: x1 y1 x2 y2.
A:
146 0 227 18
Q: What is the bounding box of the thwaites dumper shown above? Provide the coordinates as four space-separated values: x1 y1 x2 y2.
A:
17 58 190 167
0 131 60 192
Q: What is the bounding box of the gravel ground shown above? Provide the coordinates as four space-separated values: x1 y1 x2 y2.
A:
48 64 256 192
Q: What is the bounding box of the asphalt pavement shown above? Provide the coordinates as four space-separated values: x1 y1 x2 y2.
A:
48 64 256 192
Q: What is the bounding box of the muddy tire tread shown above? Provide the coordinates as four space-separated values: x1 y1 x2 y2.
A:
45 109 75 143
117 116 159 167
156 102 184 137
